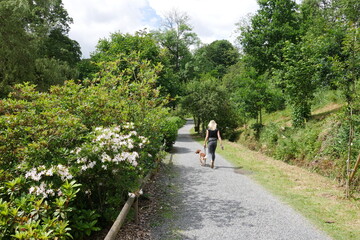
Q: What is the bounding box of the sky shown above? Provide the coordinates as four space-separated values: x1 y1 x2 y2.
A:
62 0 260 58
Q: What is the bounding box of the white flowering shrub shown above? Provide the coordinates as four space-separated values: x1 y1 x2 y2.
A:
68 124 150 221
73 124 148 172
0 54 183 239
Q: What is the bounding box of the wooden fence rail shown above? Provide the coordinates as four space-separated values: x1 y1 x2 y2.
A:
104 194 137 240
104 162 158 240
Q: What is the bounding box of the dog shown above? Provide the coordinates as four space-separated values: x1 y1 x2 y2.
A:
195 149 207 166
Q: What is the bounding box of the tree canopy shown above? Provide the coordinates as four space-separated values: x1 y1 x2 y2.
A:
0 0 81 97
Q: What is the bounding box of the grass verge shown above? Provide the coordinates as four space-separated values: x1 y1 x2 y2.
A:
192 131 360 240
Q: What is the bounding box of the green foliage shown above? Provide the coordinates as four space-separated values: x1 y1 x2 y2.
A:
181 74 239 137
71 210 100 239
323 114 360 178
77 59 99 80
0 177 78 239
223 62 285 125
34 58 79 91
40 28 82 67
273 39 321 127
0 53 182 238
240 84 360 184
92 30 160 65
0 0 36 96
152 10 199 80
0 0 81 97
89 30 185 105
256 122 320 163
330 24 360 104
258 123 282 151
237 0 300 74
273 137 299 163
161 117 186 150
192 40 239 78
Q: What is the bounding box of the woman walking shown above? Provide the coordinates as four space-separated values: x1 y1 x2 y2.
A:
204 120 223 168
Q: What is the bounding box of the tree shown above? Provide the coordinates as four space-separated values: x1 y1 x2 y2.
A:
92 30 160 64
330 17 360 194
299 0 346 89
206 40 240 77
182 74 239 137
274 40 320 127
153 10 199 81
89 30 181 98
40 28 81 67
0 0 36 96
223 61 284 128
77 59 100 80
34 58 78 91
90 30 162 83
192 40 239 78
0 0 80 97
237 0 300 75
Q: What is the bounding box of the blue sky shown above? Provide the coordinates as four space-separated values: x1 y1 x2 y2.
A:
62 0 260 58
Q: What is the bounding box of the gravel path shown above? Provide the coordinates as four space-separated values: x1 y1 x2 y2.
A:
150 119 332 240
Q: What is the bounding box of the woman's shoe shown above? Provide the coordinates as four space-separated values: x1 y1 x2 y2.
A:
211 161 214 169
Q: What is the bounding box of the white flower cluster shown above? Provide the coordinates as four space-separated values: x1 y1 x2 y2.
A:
28 182 62 198
25 164 73 182
100 151 139 167
74 124 148 171
94 127 139 151
25 164 72 197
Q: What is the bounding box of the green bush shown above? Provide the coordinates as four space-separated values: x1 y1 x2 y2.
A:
295 125 322 161
274 137 299 163
0 54 177 238
0 177 80 240
161 116 186 150
259 123 283 154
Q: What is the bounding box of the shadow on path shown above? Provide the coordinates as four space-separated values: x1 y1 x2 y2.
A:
170 146 193 155
175 133 196 143
152 162 257 240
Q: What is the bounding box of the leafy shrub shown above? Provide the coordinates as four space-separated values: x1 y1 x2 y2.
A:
0 177 80 239
274 137 299 162
0 53 183 238
259 123 283 154
161 117 186 150
295 124 322 161
321 116 360 179
69 124 148 221
0 84 88 170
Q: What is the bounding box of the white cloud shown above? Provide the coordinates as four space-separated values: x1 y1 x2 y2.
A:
62 0 259 58
63 0 154 58
148 0 258 43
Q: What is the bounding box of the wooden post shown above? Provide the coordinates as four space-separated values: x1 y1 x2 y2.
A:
349 153 360 184
134 197 139 224
346 106 354 198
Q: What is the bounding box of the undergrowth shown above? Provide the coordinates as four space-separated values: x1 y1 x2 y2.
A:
238 89 360 190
